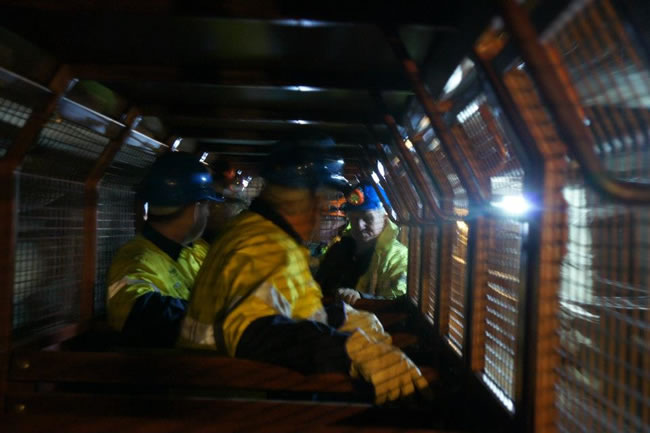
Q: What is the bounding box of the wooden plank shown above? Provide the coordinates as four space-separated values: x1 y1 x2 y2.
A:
2 394 371 433
8 350 438 393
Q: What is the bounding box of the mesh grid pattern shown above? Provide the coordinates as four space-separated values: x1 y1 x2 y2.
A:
0 96 33 154
382 144 424 218
454 95 525 199
13 173 84 333
22 118 111 181
415 127 469 216
483 217 526 402
94 186 138 313
447 221 470 354
0 96 32 128
558 176 649 433
102 141 158 187
407 227 422 307
421 227 439 325
545 0 650 182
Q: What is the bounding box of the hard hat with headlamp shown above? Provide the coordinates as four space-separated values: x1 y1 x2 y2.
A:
261 135 352 192
138 152 224 215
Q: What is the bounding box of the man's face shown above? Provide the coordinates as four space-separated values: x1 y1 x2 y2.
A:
348 208 386 244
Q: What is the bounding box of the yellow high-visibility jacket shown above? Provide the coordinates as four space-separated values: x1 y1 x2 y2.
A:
354 220 408 298
107 235 208 332
317 220 408 299
179 210 327 355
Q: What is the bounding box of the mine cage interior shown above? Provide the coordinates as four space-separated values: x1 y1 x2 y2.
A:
0 0 649 432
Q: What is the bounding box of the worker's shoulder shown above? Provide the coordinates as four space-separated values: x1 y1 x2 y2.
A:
110 235 166 267
220 211 295 248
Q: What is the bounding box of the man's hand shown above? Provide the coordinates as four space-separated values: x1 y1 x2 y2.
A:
337 288 361 305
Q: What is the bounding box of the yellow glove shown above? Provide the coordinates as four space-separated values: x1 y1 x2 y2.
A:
346 329 429 405
338 304 391 345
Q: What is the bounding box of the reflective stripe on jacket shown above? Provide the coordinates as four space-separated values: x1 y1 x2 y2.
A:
107 235 208 332
179 210 326 355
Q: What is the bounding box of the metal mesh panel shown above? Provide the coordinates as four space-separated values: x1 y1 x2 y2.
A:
22 118 111 181
447 221 470 355
13 116 111 332
94 186 137 313
382 143 424 218
421 227 439 325
483 217 527 403
0 96 33 155
13 173 84 333
102 141 158 187
544 0 650 182
454 95 525 199
407 227 422 307
558 174 649 433
414 126 469 216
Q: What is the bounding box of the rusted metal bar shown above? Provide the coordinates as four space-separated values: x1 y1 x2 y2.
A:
382 25 484 204
80 108 142 323
0 66 74 412
499 0 650 203
372 92 445 220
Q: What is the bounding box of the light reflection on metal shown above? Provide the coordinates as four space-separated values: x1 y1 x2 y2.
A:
377 161 385 177
371 171 380 184
171 137 182 151
199 152 209 163
443 65 464 95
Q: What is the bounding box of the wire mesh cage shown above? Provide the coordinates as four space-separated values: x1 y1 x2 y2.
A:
407 227 422 307
452 94 525 200
406 105 470 216
13 113 113 333
558 163 649 433
0 95 33 155
483 217 527 405
420 227 440 325
13 173 85 334
380 143 425 219
542 0 650 183
447 220 470 356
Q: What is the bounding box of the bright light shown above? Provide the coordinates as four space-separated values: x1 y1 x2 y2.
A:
284 85 322 92
456 221 469 233
371 172 381 184
171 138 182 151
291 119 311 125
442 64 463 95
143 202 149 221
199 152 209 163
491 194 532 215
377 161 385 177
404 139 414 151
242 178 250 188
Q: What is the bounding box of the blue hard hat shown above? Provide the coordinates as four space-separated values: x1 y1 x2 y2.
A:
261 135 351 192
137 152 223 206
343 181 390 211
